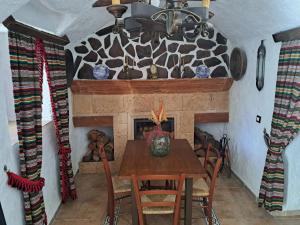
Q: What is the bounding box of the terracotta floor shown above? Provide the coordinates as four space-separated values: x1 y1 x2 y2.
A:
51 172 300 225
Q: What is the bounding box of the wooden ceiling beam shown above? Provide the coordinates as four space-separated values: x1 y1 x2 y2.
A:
2 16 70 46
273 26 300 43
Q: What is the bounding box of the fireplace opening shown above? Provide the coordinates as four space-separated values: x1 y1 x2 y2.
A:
134 118 175 140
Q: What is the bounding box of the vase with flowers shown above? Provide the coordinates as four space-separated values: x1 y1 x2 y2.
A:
145 103 171 157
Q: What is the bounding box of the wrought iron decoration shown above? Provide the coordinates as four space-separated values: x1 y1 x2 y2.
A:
256 40 266 91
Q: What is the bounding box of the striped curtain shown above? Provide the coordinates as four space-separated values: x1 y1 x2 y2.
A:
258 40 300 211
42 40 77 202
9 31 47 224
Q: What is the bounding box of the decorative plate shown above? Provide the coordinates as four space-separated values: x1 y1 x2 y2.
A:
93 65 109 80
229 48 247 81
196 65 210 78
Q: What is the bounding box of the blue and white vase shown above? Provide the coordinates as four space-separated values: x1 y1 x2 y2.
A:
93 65 109 80
196 65 210 78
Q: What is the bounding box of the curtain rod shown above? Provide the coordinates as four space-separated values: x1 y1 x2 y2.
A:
2 16 70 46
273 26 300 43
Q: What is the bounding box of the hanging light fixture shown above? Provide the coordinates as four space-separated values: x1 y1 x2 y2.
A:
151 0 214 40
106 0 128 33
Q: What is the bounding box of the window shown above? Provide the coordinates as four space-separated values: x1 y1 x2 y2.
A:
6 63 53 145
41 65 53 125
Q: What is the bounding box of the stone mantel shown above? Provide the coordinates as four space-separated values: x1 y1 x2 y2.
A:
71 78 232 171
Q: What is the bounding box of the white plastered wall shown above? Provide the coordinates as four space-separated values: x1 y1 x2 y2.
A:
228 36 300 212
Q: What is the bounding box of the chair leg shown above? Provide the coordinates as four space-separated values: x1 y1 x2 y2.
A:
107 201 115 225
207 200 213 225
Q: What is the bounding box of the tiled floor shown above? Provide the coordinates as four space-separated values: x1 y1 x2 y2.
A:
51 172 300 225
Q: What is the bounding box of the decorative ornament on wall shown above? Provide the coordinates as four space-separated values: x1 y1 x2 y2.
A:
93 64 109 80
229 48 247 81
256 40 266 91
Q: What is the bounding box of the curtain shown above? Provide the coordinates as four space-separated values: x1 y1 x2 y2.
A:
9 31 47 225
40 40 77 202
259 40 300 211
0 202 7 225
8 31 77 224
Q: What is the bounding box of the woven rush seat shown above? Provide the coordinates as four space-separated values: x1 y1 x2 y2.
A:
132 174 185 225
141 194 176 214
112 176 131 194
182 178 209 197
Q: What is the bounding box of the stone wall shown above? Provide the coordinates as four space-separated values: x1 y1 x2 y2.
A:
67 25 230 82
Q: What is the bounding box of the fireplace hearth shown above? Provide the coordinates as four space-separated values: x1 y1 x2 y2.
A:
134 118 175 140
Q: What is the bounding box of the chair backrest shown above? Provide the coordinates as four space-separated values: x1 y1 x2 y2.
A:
132 174 185 225
204 144 222 198
99 145 115 216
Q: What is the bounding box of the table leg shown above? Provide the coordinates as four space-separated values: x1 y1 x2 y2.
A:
131 183 139 225
184 178 193 225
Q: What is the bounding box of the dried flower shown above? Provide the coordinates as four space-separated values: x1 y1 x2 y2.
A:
150 102 168 126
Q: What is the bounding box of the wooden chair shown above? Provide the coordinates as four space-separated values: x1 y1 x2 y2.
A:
132 174 185 225
99 145 131 225
190 144 222 225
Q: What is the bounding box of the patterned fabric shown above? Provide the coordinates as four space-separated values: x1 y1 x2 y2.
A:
42 40 77 202
259 40 300 211
9 31 47 225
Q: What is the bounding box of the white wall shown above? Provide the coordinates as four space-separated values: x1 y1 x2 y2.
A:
0 27 78 224
229 36 300 212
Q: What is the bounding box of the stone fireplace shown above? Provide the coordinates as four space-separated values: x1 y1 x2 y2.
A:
72 78 232 172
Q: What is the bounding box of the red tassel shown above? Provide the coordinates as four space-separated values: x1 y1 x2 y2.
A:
6 171 45 193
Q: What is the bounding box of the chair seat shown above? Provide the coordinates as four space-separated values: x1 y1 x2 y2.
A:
141 194 176 215
183 178 209 197
112 176 131 194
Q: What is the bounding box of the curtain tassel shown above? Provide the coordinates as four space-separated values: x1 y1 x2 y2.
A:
6 171 45 193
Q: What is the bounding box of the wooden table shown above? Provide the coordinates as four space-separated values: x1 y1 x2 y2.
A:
119 139 207 225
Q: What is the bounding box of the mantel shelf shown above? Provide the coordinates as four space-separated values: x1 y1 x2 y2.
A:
71 78 233 95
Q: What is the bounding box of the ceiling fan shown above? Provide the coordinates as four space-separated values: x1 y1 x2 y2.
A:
93 0 215 41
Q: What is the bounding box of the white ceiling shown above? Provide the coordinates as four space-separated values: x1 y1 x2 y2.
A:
1 0 300 43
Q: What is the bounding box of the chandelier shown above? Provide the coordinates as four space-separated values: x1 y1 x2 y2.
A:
151 0 214 40
94 0 214 40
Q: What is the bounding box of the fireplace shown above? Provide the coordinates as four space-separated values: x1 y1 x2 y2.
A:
134 118 175 140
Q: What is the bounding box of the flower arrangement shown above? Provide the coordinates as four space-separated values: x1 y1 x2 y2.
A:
145 102 169 145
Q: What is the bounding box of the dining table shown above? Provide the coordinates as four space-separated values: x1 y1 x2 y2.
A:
118 139 207 225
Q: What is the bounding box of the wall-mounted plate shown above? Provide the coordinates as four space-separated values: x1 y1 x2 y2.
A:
230 48 247 81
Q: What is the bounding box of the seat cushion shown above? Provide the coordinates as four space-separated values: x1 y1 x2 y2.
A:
112 176 131 194
183 178 210 197
141 194 175 215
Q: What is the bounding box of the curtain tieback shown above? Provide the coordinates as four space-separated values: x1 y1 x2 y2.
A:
6 171 45 193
